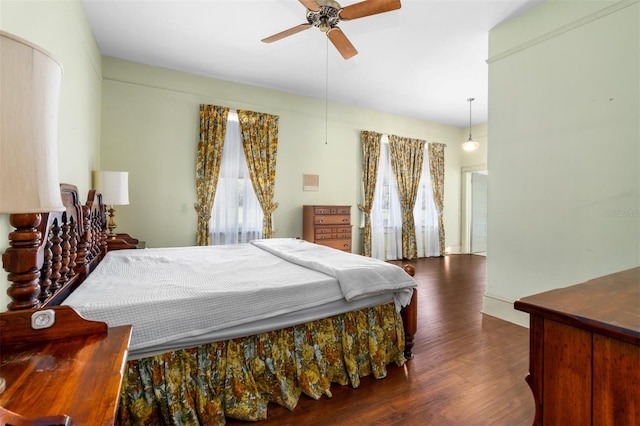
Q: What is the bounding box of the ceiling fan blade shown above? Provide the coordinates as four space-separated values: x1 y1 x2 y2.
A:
327 27 358 59
261 23 312 43
339 0 401 20
299 0 320 11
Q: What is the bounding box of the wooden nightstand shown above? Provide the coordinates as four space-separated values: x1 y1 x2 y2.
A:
0 306 132 425
106 232 144 251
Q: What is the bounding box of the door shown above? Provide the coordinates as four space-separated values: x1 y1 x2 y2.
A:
470 171 487 254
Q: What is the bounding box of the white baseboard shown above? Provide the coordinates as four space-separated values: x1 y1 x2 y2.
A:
481 293 530 328
445 245 462 254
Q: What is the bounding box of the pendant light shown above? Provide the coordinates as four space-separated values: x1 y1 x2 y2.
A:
462 97 479 152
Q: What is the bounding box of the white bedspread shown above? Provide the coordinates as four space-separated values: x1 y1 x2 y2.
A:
250 238 416 309
63 239 416 353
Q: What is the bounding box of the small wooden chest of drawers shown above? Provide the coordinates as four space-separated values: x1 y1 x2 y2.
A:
303 205 352 252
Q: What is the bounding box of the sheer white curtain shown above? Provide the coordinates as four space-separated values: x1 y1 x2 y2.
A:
414 146 440 257
210 110 263 245
371 135 403 260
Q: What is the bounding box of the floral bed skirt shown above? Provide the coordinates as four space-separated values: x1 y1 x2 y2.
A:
117 302 406 425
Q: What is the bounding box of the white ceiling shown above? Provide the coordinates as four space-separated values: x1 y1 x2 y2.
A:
81 0 542 128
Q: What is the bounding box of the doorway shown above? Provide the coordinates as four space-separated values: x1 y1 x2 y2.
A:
461 165 488 255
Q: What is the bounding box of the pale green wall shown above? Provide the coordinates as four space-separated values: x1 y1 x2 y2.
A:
100 58 468 251
0 0 103 310
484 0 640 325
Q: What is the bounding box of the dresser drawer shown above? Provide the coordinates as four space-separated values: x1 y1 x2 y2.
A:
315 231 352 240
318 238 352 252
315 225 352 235
333 226 351 234
314 206 350 215
313 215 350 225
315 227 332 236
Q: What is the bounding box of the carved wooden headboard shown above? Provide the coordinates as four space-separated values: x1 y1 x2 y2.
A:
2 184 107 310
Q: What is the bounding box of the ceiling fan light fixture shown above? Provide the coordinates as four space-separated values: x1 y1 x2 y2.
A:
462 97 479 152
319 17 330 32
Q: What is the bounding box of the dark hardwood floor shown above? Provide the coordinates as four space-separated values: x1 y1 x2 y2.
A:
227 255 535 425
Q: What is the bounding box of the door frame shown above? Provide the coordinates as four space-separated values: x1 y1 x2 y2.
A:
461 164 487 254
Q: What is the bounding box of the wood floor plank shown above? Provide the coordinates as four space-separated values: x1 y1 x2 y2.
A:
227 255 535 425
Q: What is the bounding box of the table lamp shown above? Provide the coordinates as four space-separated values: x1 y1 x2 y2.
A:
92 171 129 238
1 30 65 311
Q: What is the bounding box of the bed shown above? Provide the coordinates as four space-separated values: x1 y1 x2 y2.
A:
2 184 418 425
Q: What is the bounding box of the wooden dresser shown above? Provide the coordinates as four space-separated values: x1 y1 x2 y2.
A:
514 267 640 426
303 205 352 252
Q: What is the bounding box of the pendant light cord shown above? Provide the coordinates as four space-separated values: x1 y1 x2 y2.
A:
467 97 474 139
325 38 329 145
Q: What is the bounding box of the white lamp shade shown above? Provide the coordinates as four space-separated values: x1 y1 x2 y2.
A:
0 31 64 213
93 171 129 205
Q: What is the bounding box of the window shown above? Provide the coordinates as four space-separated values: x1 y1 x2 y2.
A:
209 110 263 244
370 135 439 260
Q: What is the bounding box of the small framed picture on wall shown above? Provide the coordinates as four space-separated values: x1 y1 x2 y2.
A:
303 174 319 191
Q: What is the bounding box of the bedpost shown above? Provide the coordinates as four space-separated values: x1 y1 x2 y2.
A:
401 263 417 359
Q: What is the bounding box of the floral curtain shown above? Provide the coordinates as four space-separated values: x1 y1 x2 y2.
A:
414 146 440 257
237 110 279 238
428 143 446 255
359 131 382 257
195 105 228 246
117 303 406 425
388 135 426 260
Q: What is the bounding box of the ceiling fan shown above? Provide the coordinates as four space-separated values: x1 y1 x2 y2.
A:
261 0 401 60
